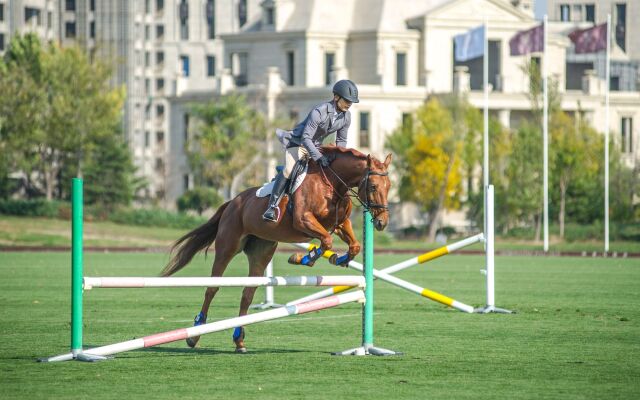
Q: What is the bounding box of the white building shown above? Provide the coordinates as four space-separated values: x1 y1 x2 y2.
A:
1 1 637 224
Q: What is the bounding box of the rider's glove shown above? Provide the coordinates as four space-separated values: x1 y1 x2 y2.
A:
317 156 331 168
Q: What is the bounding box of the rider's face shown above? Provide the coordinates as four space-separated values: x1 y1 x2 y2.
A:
335 96 352 113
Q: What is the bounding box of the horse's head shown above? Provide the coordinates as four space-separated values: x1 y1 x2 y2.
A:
358 153 392 231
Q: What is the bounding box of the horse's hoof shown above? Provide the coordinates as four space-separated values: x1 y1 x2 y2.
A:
186 337 199 348
288 253 303 265
235 347 248 354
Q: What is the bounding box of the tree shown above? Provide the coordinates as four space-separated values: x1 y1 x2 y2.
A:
177 187 223 215
187 95 266 200
0 34 126 200
387 98 464 241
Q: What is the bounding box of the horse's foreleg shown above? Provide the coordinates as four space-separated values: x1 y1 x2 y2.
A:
332 218 361 267
289 211 333 267
233 286 258 354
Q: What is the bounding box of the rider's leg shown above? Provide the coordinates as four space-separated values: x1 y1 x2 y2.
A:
262 147 299 222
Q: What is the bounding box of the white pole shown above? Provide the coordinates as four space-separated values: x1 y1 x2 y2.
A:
264 261 275 304
43 291 365 361
83 275 366 290
483 18 489 237
604 14 611 253
486 185 495 307
543 15 549 252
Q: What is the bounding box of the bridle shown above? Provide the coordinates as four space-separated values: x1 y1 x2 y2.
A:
320 163 389 216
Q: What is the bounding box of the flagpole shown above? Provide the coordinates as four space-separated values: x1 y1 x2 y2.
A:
543 14 549 252
604 14 610 253
483 17 489 236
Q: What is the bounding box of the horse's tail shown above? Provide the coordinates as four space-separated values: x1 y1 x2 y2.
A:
161 201 230 277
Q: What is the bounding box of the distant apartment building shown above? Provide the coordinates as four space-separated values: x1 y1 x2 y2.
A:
1 1 638 222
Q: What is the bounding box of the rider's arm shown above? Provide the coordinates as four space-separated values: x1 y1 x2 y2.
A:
301 109 324 161
335 111 350 148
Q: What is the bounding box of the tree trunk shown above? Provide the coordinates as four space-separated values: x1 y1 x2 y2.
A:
534 213 541 242
427 156 455 242
559 179 566 238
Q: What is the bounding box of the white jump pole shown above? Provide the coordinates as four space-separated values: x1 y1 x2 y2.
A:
250 261 283 310
83 275 365 290
478 185 512 313
42 290 365 362
288 243 475 313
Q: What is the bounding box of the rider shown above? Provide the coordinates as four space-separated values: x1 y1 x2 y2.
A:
262 79 360 222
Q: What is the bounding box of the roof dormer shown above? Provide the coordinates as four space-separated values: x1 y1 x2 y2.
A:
261 0 276 31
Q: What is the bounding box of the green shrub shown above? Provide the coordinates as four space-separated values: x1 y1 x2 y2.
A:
0 199 62 217
176 187 223 215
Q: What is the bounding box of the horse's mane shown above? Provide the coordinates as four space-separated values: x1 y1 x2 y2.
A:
319 145 384 167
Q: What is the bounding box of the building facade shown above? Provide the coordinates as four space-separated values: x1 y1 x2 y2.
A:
2 1 638 227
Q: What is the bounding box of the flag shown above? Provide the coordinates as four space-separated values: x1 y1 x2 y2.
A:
454 25 485 62
569 23 607 54
509 24 544 56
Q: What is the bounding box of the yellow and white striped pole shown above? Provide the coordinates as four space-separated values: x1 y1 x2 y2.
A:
287 240 481 313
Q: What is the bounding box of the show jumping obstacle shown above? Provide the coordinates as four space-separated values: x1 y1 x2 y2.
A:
40 178 398 362
256 185 511 315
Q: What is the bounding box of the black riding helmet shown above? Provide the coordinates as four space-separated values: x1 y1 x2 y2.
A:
332 79 359 103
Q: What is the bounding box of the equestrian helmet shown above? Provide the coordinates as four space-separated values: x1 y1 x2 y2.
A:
332 80 359 103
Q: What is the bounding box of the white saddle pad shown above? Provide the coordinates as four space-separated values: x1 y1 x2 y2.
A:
256 165 308 198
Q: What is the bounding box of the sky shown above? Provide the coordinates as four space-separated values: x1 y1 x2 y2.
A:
535 0 547 19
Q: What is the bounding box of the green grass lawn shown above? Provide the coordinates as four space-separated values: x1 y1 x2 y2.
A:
1 251 638 399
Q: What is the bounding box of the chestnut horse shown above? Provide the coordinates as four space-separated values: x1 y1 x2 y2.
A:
161 146 392 352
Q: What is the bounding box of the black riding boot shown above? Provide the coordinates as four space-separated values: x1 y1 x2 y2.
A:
262 173 289 222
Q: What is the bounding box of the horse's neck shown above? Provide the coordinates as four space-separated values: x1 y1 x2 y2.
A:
330 154 367 191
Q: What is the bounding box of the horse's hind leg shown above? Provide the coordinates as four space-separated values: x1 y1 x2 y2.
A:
233 236 278 353
186 233 246 348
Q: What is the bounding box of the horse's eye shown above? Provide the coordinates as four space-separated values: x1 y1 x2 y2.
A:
368 185 377 192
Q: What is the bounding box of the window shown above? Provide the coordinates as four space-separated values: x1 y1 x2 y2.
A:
560 4 570 21
183 174 190 191
206 0 215 39
231 52 248 86
66 0 76 11
180 55 190 77
0 33 4 52
183 114 190 143
179 0 189 40
145 0 151 14
144 131 151 148
156 25 165 40
145 51 150 67
156 51 164 67
145 79 151 95
396 52 407 86
615 3 626 52
359 112 370 148
286 51 295 86
156 131 165 146
25 7 41 25
610 76 620 91
238 0 247 27
325 52 335 86
585 4 595 22
145 104 151 120
90 0 96 12
156 0 164 13
402 113 412 132
0 3 4 22
65 22 76 38
156 104 165 119
265 6 274 26
621 117 633 154
145 25 150 40
47 11 52 28
156 78 165 92
90 21 95 38
206 55 215 77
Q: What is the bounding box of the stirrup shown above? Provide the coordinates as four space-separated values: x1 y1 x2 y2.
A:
262 206 280 222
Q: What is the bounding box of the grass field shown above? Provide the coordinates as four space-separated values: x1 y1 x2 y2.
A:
1 251 639 399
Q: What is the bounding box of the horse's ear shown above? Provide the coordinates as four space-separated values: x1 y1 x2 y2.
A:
384 153 392 168
367 154 372 167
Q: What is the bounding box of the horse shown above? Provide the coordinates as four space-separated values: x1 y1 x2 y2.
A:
161 146 392 352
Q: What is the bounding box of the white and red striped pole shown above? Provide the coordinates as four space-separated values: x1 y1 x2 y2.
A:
42 290 365 362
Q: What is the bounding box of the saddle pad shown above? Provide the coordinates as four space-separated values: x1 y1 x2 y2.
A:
255 164 308 198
